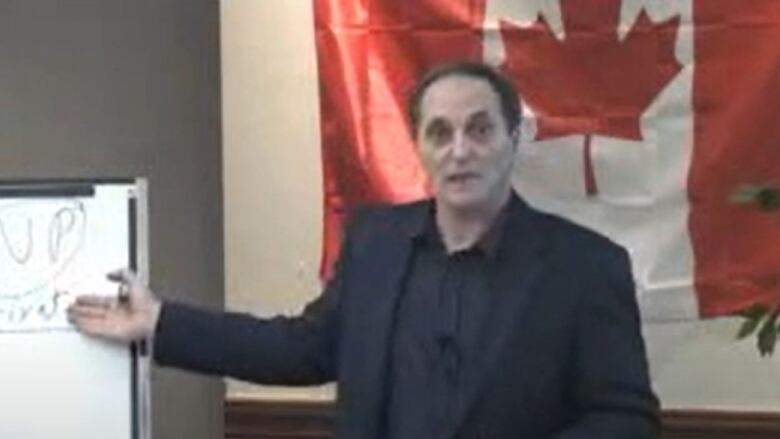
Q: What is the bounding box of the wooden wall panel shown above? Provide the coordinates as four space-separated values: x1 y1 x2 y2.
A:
225 399 780 439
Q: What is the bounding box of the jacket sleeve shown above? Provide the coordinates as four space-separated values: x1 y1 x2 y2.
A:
553 245 661 439
151 213 362 386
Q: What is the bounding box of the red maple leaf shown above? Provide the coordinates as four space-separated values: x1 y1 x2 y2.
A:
500 0 683 196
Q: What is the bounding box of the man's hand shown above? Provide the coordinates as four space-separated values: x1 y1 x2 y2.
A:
67 268 162 343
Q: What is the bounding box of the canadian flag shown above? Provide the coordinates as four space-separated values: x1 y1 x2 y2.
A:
313 0 780 321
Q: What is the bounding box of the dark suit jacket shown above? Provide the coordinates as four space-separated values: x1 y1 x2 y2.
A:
154 194 660 439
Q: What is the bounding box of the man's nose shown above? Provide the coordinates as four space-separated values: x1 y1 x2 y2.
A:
451 131 471 160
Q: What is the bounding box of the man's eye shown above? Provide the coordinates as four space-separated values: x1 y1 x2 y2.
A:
426 124 452 145
468 121 493 140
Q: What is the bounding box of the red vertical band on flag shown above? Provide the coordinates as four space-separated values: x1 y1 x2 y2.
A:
313 0 486 279
691 0 780 316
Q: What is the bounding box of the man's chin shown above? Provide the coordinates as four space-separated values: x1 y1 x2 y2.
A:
435 192 486 212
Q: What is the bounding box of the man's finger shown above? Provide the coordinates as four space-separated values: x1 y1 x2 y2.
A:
73 295 115 309
73 318 127 342
67 305 108 320
106 268 138 286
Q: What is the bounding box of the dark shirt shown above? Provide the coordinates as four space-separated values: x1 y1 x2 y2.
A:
384 206 507 439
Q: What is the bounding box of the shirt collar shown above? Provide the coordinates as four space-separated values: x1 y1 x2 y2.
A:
410 199 511 260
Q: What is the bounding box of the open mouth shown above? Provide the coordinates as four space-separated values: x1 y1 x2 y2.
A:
447 172 479 183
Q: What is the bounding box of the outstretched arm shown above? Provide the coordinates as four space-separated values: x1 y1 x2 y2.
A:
150 270 343 385
68 213 362 386
69 264 344 386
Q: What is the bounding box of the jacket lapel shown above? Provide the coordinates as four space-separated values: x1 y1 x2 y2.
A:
344 202 428 439
448 196 552 437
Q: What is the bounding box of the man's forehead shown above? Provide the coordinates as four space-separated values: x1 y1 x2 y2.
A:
423 109 493 129
419 75 502 123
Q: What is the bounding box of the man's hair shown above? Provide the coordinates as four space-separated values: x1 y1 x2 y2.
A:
407 61 522 137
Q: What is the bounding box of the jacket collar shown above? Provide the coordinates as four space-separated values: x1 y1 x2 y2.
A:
398 193 531 256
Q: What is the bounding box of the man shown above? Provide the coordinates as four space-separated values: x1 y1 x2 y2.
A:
68 62 660 438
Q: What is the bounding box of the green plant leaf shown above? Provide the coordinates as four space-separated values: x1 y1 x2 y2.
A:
730 185 764 204
730 185 780 212
737 306 769 339
738 304 769 319
757 313 778 357
756 188 780 212
737 315 765 340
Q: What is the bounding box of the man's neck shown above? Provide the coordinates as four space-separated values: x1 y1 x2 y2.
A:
435 189 511 253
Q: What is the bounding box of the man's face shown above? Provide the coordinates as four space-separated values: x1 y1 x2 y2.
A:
416 75 518 212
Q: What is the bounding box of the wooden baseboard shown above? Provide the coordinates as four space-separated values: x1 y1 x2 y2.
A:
225 398 780 439
661 409 780 439
225 399 334 439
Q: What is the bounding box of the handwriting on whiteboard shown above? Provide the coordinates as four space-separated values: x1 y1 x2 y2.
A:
0 200 87 332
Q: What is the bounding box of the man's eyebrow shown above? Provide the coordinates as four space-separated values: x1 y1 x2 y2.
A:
423 117 448 131
466 110 492 122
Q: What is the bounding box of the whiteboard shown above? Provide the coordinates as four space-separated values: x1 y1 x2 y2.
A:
0 180 149 439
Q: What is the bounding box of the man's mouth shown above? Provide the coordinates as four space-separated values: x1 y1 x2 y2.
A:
447 172 479 183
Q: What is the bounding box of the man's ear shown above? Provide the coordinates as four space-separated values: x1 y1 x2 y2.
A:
510 127 520 152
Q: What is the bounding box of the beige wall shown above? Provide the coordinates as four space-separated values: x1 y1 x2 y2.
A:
220 1 780 409
221 0 332 400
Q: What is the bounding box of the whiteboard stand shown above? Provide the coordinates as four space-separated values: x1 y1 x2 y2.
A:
132 177 153 439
